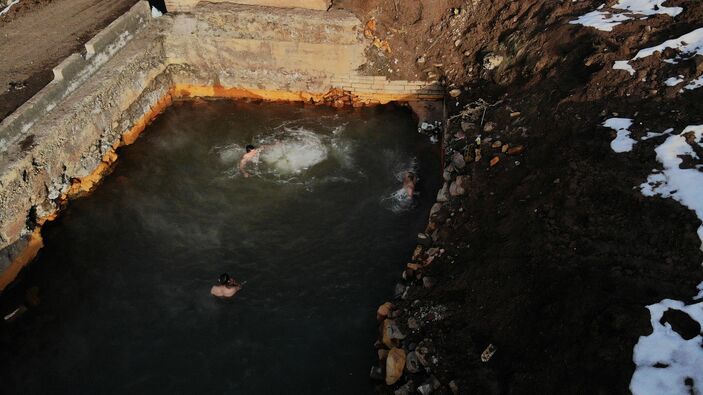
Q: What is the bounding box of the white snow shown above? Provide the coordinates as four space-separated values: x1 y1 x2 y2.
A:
614 60 636 75
604 117 636 152
0 0 19 17
640 125 703 248
612 0 682 17
642 128 673 140
664 76 684 86
684 75 703 91
633 27 703 63
570 0 683 31
570 8 631 32
151 6 162 18
630 298 703 395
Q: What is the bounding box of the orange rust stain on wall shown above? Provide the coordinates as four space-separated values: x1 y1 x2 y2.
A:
0 229 45 291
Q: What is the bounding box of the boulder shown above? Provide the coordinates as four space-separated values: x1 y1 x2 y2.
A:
483 53 504 70
451 152 466 169
405 351 421 373
436 183 449 202
429 203 443 217
449 176 467 197
386 347 406 385
377 302 394 321
382 319 406 348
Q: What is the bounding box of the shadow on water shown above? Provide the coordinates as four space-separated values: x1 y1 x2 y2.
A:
0 100 441 394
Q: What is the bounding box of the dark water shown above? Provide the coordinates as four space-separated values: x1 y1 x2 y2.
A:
0 101 440 394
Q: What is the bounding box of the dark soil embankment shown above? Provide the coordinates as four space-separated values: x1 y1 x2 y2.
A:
336 0 703 393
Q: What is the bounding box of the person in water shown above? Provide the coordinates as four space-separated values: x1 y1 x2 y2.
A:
239 144 259 178
403 171 417 199
210 273 242 298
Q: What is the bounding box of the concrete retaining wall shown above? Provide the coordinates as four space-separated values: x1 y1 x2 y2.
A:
0 1 152 155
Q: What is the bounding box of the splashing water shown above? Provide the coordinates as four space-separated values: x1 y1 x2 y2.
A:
258 127 329 176
380 151 419 213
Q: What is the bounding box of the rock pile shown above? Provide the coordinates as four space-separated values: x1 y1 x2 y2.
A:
371 94 526 394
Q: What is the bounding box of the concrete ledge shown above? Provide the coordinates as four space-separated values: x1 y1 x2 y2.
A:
0 1 153 151
52 54 86 81
85 1 150 58
165 0 331 12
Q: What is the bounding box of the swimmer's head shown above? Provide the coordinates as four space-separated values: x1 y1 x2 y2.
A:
246 145 256 153
218 273 230 285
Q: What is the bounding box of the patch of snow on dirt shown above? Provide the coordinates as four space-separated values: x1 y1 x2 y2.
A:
684 76 703 91
571 0 682 31
630 298 703 395
665 76 684 86
640 125 703 247
604 117 636 152
614 60 636 75
0 0 19 17
633 27 703 63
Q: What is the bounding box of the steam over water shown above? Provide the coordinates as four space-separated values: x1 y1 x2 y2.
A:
0 101 440 394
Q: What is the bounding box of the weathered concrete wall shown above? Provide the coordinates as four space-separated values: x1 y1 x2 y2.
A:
165 2 441 100
164 0 332 13
0 11 171 289
0 1 152 153
0 1 442 290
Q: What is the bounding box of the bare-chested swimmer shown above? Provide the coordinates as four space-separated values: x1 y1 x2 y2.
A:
210 273 242 298
403 172 416 199
239 144 259 178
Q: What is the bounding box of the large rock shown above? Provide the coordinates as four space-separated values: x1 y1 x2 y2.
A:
377 302 394 321
436 182 449 202
483 53 504 70
385 347 406 385
449 176 468 197
405 351 421 373
382 319 406 347
451 152 465 169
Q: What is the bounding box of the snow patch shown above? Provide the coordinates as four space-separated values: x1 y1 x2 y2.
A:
604 117 636 152
614 60 636 75
664 76 684 86
633 27 703 63
640 125 703 248
684 75 703 91
630 298 703 395
570 0 683 31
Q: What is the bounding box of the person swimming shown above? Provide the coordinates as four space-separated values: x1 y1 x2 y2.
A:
239 144 259 178
403 171 417 199
210 273 242 298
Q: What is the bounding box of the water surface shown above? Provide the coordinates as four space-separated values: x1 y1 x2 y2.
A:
0 101 440 394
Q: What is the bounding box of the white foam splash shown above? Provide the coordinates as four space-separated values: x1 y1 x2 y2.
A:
259 127 329 175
